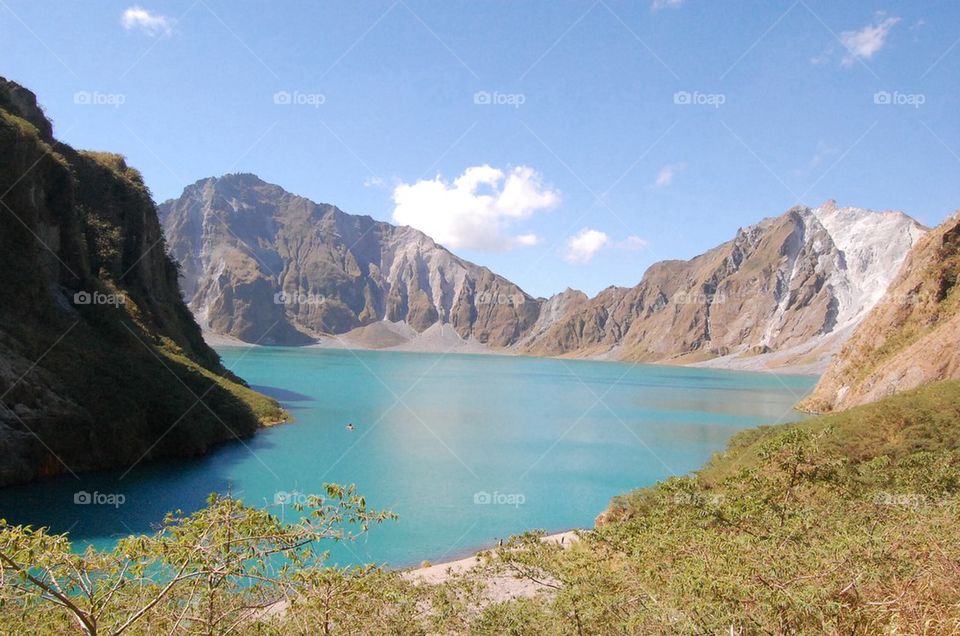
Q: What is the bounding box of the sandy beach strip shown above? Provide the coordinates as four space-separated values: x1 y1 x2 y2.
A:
402 530 581 603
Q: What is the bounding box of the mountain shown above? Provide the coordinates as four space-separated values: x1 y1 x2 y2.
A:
800 212 960 412
162 176 925 374
519 202 927 372
159 174 541 346
0 79 283 486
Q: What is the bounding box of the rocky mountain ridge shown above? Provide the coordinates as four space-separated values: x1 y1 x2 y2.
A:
521 202 927 371
160 174 541 347
162 176 926 373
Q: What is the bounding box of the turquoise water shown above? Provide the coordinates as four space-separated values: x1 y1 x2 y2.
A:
0 348 815 567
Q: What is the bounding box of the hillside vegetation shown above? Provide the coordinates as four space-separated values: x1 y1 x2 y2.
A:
3 380 958 634
0 78 284 486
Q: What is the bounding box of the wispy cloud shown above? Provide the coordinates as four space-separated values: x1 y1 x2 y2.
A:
564 228 609 264
793 142 839 177
121 6 175 37
651 0 685 11
562 230 647 263
654 163 685 188
618 235 648 251
392 165 559 251
839 14 900 66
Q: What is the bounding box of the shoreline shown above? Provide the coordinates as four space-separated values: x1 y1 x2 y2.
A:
401 530 582 605
257 530 583 621
208 330 821 378
397 528 581 574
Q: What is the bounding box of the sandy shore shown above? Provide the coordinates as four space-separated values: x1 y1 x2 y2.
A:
255 530 582 621
204 322 825 375
402 531 580 603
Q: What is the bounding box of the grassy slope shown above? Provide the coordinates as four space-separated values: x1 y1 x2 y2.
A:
696 378 960 485
76 150 285 426
478 380 960 634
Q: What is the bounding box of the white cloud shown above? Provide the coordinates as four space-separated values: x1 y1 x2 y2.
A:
655 163 685 188
564 228 609 264
515 233 540 246
651 0 685 10
363 176 387 188
840 15 900 66
121 6 175 37
618 235 649 251
392 165 560 251
809 51 830 65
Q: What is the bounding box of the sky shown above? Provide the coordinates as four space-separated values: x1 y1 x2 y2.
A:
2 0 959 298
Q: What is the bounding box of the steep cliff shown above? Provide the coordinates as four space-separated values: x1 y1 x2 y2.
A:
0 78 283 486
162 176 925 373
800 212 960 411
519 203 925 371
160 174 541 346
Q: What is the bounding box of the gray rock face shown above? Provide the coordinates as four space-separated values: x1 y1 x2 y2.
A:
520 203 926 370
160 174 541 346
800 211 960 412
163 175 926 375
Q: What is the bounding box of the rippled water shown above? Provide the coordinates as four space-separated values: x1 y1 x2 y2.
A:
0 348 815 567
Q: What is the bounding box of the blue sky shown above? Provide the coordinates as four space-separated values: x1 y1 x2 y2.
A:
2 1 958 297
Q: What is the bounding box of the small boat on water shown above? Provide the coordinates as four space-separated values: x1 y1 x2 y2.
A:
346 423 355 431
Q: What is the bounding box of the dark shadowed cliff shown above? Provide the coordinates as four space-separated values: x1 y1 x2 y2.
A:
0 78 283 486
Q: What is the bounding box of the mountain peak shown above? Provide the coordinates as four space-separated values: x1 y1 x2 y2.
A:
160 180 542 346
818 198 839 212
0 76 53 139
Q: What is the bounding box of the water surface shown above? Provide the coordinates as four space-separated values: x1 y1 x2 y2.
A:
0 348 815 567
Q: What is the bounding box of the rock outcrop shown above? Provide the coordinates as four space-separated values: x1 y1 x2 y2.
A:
0 78 282 486
519 202 926 371
159 174 541 346
162 176 925 374
800 212 960 411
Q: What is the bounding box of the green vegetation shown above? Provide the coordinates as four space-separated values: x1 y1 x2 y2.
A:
3 381 958 634
1 82 285 486
491 379 960 634
0 486 484 635
159 345 287 425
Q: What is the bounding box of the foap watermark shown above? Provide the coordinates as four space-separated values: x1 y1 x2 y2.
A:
273 90 326 108
673 290 727 305
873 90 925 109
473 490 525 507
274 490 319 506
73 90 126 108
473 90 526 108
672 492 725 506
673 90 725 108
475 291 526 306
872 492 927 509
73 290 126 307
74 490 126 508
273 291 326 306
876 291 931 307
